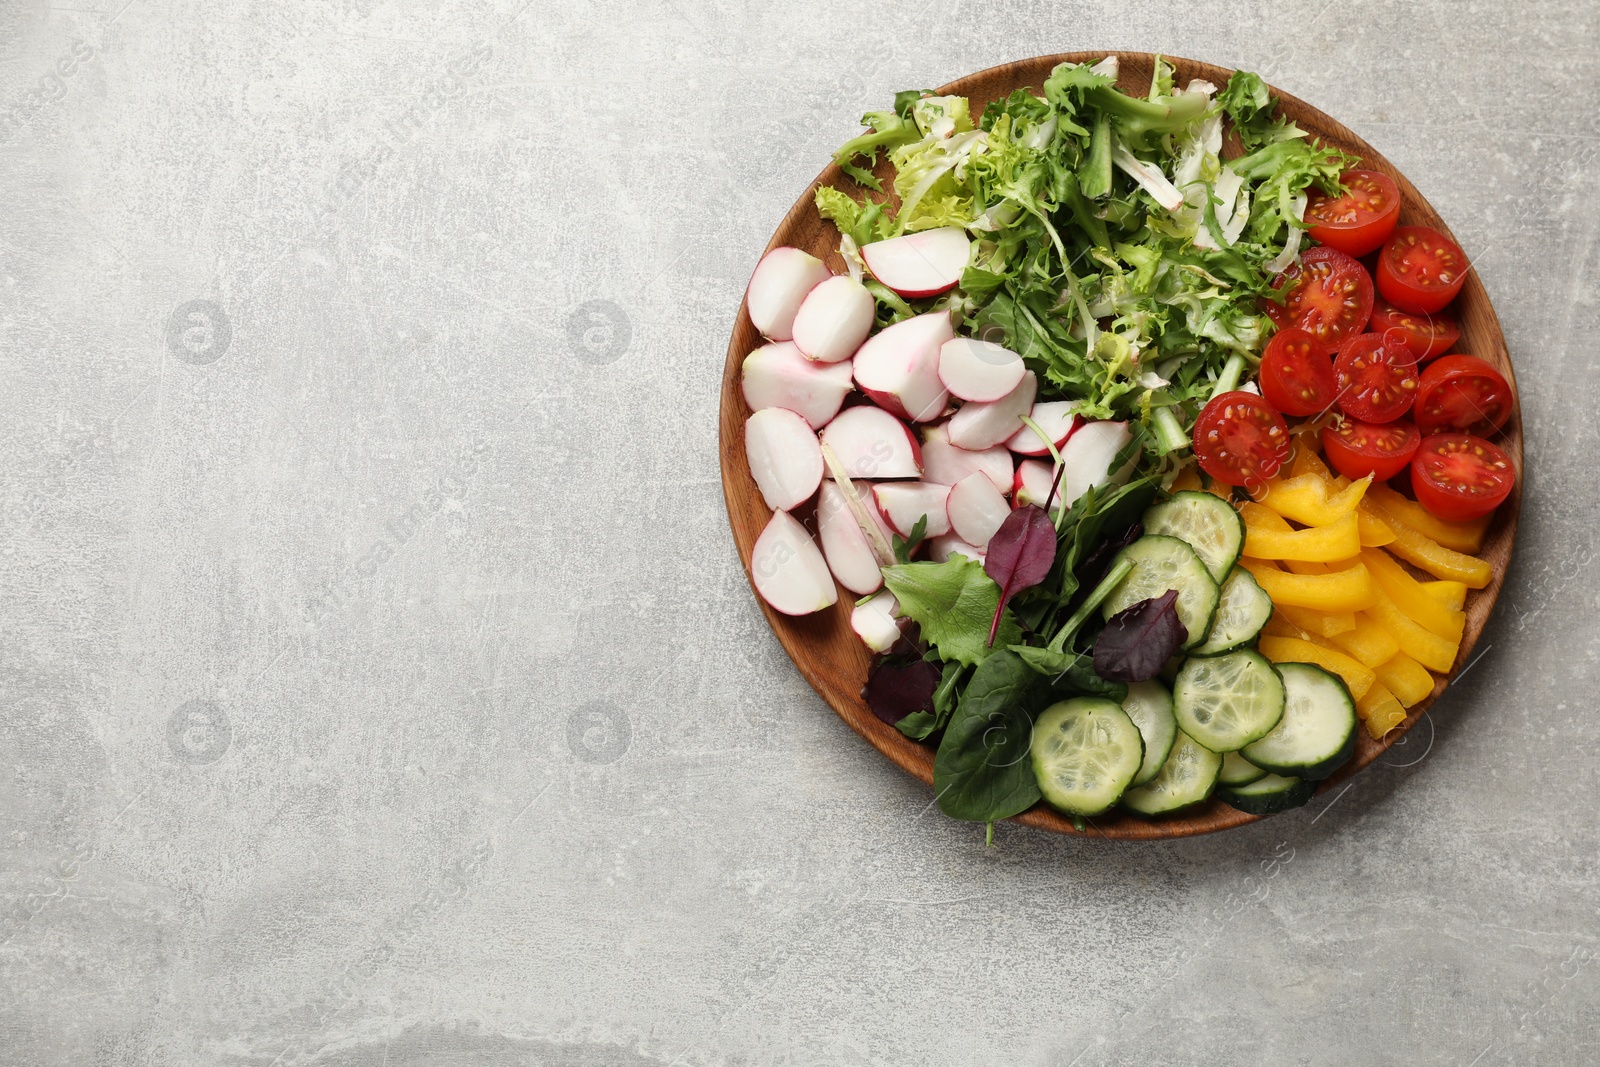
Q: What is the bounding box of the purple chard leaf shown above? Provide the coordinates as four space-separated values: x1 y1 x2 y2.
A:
1092 589 1188 682
864 658 942 726
983 504 1058 647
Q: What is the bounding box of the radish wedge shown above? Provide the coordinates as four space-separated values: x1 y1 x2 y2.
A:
938 338 1026 402
817 479 890 595
741 341 854 429
818 406 921 479
1005 400 1081 456
860 228 970 299
792 276 875 364
927 533 984 565
852 312 952 422
745 407 823 511
946 472 1011 549
851 591 902 653
1013 458 1061 515
751 509 837 615
1060 420 1136 508
947 370 1037 450
746 247 830 341
921 423 1013 495
872 482 952 538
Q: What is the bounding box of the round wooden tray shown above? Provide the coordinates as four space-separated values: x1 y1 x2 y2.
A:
719 52 1522 839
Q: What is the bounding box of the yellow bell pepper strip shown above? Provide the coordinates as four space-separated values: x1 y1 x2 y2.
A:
1365 583 1460 673
1237 557 1378 612
1356 504 1397 547
1419 580 1468 611
1239 500 1291 532
1356 680 1408 739
1359 549 1467 642
1262 613 1308 640
1258 635 1375 699
1283 558 1330 576
1328 614 1402 669
1253 473 1372 527
1363 508 1493 588
1366 484 1490 554
1374 652 1437 707
1291 441 1333 479
1243 511 1361 562
1274 603 1358 637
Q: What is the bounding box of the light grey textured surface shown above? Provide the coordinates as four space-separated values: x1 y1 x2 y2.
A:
2 1 1597 1064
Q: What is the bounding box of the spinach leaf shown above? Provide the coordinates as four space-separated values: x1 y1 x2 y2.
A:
1011 645 1129 701
933 650 1043 822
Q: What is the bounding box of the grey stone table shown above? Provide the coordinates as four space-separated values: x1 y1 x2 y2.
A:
2 1 1597 1063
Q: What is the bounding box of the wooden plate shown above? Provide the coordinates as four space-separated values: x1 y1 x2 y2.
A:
720 52 1522 839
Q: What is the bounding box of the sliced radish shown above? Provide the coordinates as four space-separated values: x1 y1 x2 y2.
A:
1060 420 1136 508
791 276 875 364
938 338 1026 402
946 472 1011 549
1013 458 1061 514
751 509 837 615
744 407 823 511
851 590 902 653
746 248 830 341
817 479 891 595
851 312 952 422
741 341 854 429
818 406 921 479
927 533 984 565
947 370 1037 450
920 423 1013 495
1004 400 1081 456
860 228 970 299
872 482 951 538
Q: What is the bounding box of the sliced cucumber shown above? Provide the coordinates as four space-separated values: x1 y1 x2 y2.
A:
1242 662 1358 781
1173 649 1285 753
1218 773 1316 815
1192 567 1274 656
1218 750 1268 787
1122 680 1177 787
1142 491 1245 583
1101 535 1220 651
1030 698 1145 817
1121 730 1222 816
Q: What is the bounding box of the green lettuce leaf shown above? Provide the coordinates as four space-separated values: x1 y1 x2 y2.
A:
882 558 1022 667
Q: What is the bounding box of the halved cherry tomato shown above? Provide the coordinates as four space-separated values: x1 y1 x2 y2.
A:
1369 296 1460 362
1377 226 1469 314
1262 246 1375 356
1414 355 1514 437
1305 169 1401 257
1192 390 1291 488
1322 416 1420 482
1259 326 1338 417
1334 333 1418 423
1410 433 1515 522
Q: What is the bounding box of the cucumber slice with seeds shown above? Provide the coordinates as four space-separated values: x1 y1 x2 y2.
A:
1101 535 1220 651
1173 649 1285 752
1030 698 1145 816
1219 750 1268 787
1121 729 1222 816
1142 491 1244 583
1122 680 1177 787
1242 662 1357 781
1192 567 1274 656
1218 772 1316 815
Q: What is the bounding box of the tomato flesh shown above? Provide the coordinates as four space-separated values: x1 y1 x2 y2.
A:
1334 332 1418 423
1369 296 1459 362
1377 226 1468 315
1259 326 1338 417
1262 246 1375 356
1192 391 1291 489
1410 433 1515 522
1414 355 1514 437
1305 169 1401 257
1322 417 1420 482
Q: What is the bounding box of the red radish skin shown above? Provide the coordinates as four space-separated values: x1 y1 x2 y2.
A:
872 482 952 538
1012 459 1059 513
792 275 876 364
850 591 902 653
927 533 984 565
852 311 953 422
921 422 1013 495
819 406 922 479
947 370 1037 450
860 227 971 299
1059 420 1135 507
745 407 823 511
937 338 1026 402
751 509 838 615
741 340 855 430
746 248 830 341
1004 400 1081 455
945 472 1011 549
817 479 891 594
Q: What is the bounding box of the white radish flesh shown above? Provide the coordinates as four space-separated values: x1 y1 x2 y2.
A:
927 533 984 565
817 479 890 595
859 227 970 299
872 482 951 538
851 591 901 653
791 275 875 364
1012 458 1061 515
937 338 1027 402
947 370 1037 450
851 311 952 423
1060 420 1136 508
818 406 922 479
1005 400 1081 456
746 247 830 341
946 472 1011 549
741 340 855 430
751 509 837 615
920 423 1013 495
744 407 823 511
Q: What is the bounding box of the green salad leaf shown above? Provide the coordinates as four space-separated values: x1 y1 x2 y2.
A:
882 558 1022 668
933 650 1042 822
